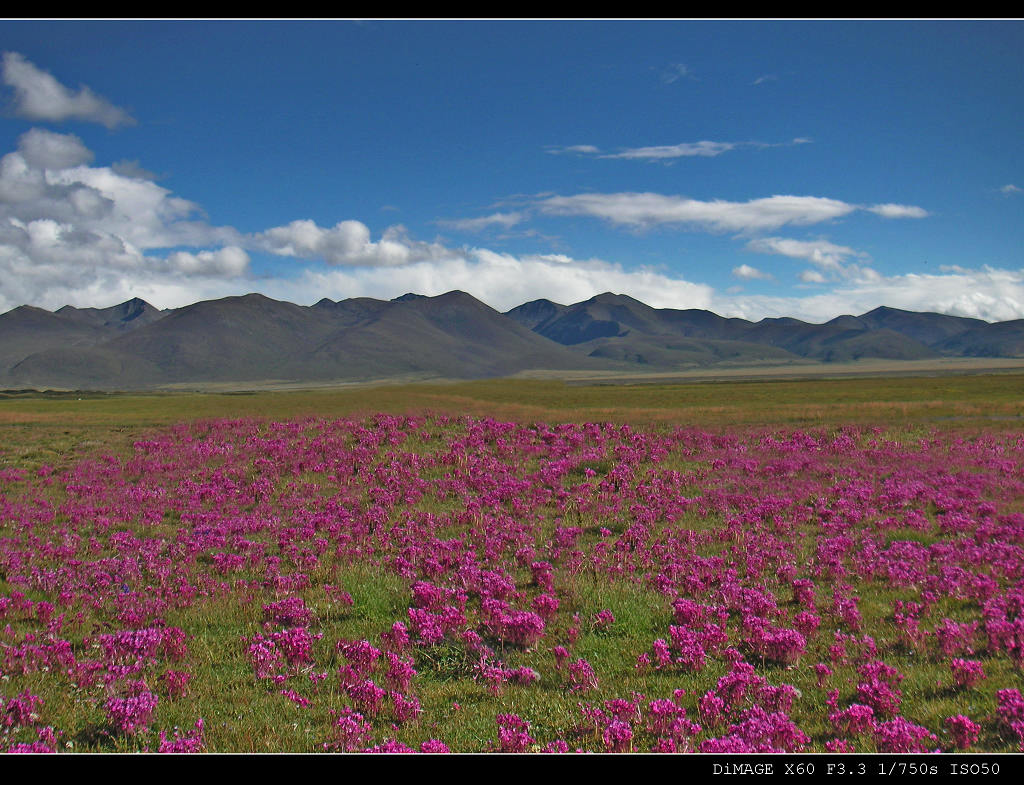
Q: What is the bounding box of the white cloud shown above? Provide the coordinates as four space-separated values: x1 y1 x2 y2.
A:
110 159 160 181
714 267 1024 323
190 254 1024 326
522 253 573 264
254 219 449 267
752 74 778 85
537 192 930 237
798 270 826 284
0 129 250 313
601 141 737 160
539 192 859 233
162 246 250 277
16 128 94 170
436 212 524 232
0 121 1014 331
661 63 695 84
0 222 252 314
45 158 240 250
1000 184 1022 195
746 236 880 283
2 52 135 129
866 203 930 219
3 136 1024 328
732 263 772 281
259 248 715 314
746 236 862 272
552 138 810 163
546 144 601 155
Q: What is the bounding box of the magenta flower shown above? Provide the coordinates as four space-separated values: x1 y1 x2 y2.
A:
104 683 158 735
873 717 939 753
496 713 534 753
158 719 205 753
160 670 192 699
593 609 615 631
950 658 985 688
420 739 450 753
603 719 633 752
567 658 598 692
324 708 372 752
945 714 980 750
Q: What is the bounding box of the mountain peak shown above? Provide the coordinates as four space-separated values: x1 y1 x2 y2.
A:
589 291 629 303
433 290 477 302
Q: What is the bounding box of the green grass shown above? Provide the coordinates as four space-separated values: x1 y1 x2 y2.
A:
2 373 1021 480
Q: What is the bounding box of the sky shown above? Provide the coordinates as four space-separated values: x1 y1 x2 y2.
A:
0 19 1022 322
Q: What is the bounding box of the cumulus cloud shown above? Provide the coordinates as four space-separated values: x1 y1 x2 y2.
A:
746 236 864 271
253 219 449 267
3 132 1022 327
798 270 827 284
732 263 772 281
539 192 859 233
259 247 715 314
43 158 240 250
16 128 94 170
110 159 160 181
436 212 524 232
866 203 930 219
248 252 1024 326
161 246 250 277
2 52 135 129
0 129 250 313
745 236 880 283
715 267 1024 324
247 232 717 314
0 120 1011 329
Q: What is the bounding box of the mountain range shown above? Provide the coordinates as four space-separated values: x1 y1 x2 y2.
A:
1 291 1023 390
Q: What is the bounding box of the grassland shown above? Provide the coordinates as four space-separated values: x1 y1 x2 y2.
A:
1 371 1021 487
2 370 1023 460
1 372 1022 753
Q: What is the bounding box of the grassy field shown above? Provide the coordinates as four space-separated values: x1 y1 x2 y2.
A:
1 372 1023 753
2 372 1022 471
1 372 1021 518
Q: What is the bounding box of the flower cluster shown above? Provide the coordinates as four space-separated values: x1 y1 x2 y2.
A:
2 415 1024 752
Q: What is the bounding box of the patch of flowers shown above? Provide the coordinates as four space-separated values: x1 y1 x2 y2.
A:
1 415 1023 751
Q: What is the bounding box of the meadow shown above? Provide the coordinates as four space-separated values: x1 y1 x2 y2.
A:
1 373 1023 753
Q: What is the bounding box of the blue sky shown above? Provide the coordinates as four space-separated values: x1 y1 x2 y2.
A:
1 20 1022 321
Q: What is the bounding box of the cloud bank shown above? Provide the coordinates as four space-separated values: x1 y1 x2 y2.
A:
0 130 1020 325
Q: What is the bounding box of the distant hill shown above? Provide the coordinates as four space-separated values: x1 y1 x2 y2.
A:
506 292 999 365
0 291 610 389
0 290 1021 390
0 305 110 372
935 319 1024 357
55 297 166 332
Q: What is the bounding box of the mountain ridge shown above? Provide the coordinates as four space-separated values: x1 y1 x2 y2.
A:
2 291 1022 389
